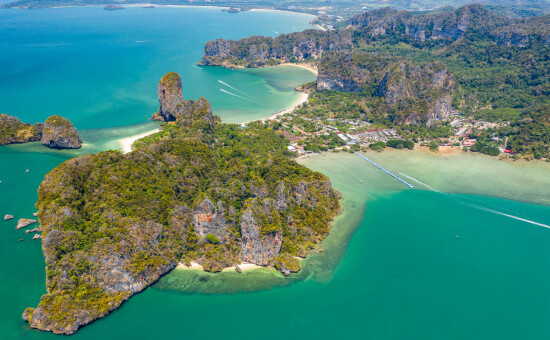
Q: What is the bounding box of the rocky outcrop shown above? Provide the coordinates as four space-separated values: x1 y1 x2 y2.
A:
176 97 216 128
494 14 550 47
348 4 508 43
15 218 37 230
193 198 230 243
152 72 216 128
153 72 185 122
41 115 82 149
317 52 454 125
0 114 42 145
199 30 353 68
239 204 282 266
4 214 14 220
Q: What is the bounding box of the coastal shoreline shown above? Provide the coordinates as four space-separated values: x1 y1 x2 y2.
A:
242 91 308 126
278 62 318 75
176 261 263 272
118 128 160 153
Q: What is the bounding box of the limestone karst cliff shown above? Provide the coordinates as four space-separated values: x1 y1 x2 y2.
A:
317 52 455 125
152 72 216 127
198 29 353 68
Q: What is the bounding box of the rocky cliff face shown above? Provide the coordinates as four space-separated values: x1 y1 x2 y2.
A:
317 52 454 125
494 14 550 47
239 203 282 265
193 198 230 243
153 72 185 122
41 115 82 149
199 30 353 68
348 4 508 43
0 114 42 145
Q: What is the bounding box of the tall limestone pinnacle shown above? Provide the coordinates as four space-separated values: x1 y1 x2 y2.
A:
152 72 216 127
154 72 185 122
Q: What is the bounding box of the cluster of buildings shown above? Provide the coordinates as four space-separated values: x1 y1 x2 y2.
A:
449 118 510 151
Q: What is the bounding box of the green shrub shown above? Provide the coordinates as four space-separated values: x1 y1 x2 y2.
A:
206 234 220 244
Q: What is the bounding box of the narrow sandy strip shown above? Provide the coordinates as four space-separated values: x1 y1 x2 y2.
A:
278 62 318 75
241 91 308 126
176 261 262 272
119 128 160 153
262 92 309 121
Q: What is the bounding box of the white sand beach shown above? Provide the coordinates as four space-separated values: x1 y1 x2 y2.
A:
278 62 318 75
118 128 160 153
176 261 262 272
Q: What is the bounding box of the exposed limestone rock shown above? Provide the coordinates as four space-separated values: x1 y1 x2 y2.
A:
199 30 353 68
193 198 230 243
32 234 42 240
4 214 14 220
348 4 507 42
153 72 216 128
176 96 216 128
15 218 37 230
25 227 42 233
154 72 185 122
239 204 283 266
41 115 82 149
318 52 454 125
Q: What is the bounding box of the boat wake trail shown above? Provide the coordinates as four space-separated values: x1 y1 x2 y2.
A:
399 172 550 228
192 63 203 69
460 201 550 229
399 173 441 193
220 89 254 102
218 80 249 96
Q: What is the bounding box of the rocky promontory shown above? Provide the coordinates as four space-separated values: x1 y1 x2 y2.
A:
198 29 353 68
23 72 341 335
1 114 82 149
41 115 82 149
0 114 42 145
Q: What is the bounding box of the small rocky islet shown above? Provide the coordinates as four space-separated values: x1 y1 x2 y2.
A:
0 114 81 149
22 72 341 335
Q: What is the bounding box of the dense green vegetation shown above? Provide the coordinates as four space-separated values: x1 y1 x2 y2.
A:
201 4 550 158
348 7 550 157
470 142 501 156
386 139 414 150
27 105 341 334
0 114 42 145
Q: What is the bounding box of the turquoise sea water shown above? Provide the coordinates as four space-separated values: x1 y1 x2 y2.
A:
2 7 550 340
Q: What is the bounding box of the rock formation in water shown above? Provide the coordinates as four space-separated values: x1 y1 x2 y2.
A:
1 114 81 149
41 115 82 149
0 114 42 145
152 73 216 128
15 218 37 230
22 72 341 335
152 72 185 121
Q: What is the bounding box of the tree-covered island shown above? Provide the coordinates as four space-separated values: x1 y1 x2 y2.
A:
21 72 341 335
